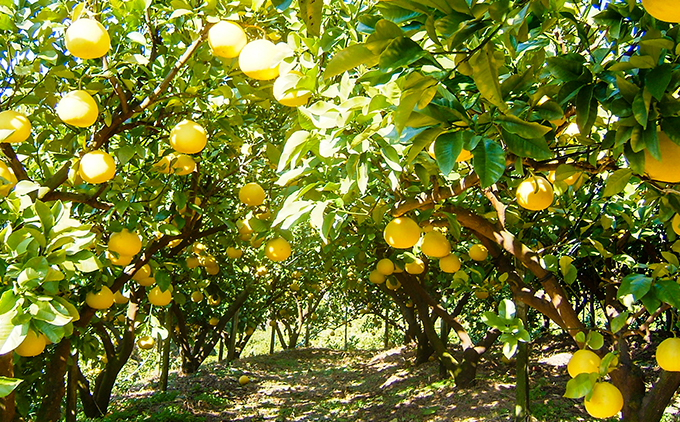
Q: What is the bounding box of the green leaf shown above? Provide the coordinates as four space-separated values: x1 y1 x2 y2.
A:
433 131 470 175
564 373 596 399
545 54 585 81
496 115 552 138
586 331 604 350
654 279 680 309
498 299 516 320
603 169 633 197
469 44 507 112
576 84 597 135
323 44 378 80
472 138 506 188
632 89 652 129
278 130 311 172
617 274 653 304
646 64 672 101
610 311 628 334
0 377 22 398
500 129 552 160
575 331 586 344
407 127 445 164
379 37 427 73
299 0 322 36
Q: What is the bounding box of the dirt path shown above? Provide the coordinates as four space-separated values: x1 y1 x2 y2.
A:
109 341 598 422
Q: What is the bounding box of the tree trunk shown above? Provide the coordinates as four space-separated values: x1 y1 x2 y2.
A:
36 339 71 421
0 353 15 422
515 302 530 422
269 321 276 355
383 308 390 349
159 310 172 392
65 353 78 422
227 309 239 361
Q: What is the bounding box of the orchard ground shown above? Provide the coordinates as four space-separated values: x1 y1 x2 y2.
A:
83 331 680 422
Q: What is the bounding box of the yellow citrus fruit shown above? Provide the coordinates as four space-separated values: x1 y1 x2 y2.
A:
137 335 155 350
238 39 281 80
209 316 220 326
148 285 172 306
645 132 680 183
186 256 200 268
131 264 152 281
239 182 266 206
208 295 221 306
79 150 116 184
383 217 422 249
469 244 488 261
0 160 17 196
109 229 142 256
64 18 111 59
137 276 155 287
265 237 291 261
474 290 489 300
206 264 219 275
15 330 47 357
0 110 31 143
516 176 554 211
405 257 425 275
567 349 601 378
239 375 250 385
672 214 680 236
154 153 196 175
256 209 272 220
376 258 395 276
439 254 461 273
170 120 207 154
227 247 243 258
548 169 583 186
208 21 248 58
290 282 300 291
273 71 312 107
192 242 207 255
106 251 133 267
237 219 253 236
191 291 204 302
250 235 264 248
57 90 99 127
656 337 680 371
369 270 386 284
584 382 624 419
420 231 451 258
113 290 129 304
386 278 401 291
642 0 680 23
456 149 473 162
86 286 115 309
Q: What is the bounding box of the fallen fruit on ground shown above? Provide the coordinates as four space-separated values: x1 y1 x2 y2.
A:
239 375 250 385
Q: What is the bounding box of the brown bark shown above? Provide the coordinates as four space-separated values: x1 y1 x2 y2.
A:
0 353 15 422
36 339 71 421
